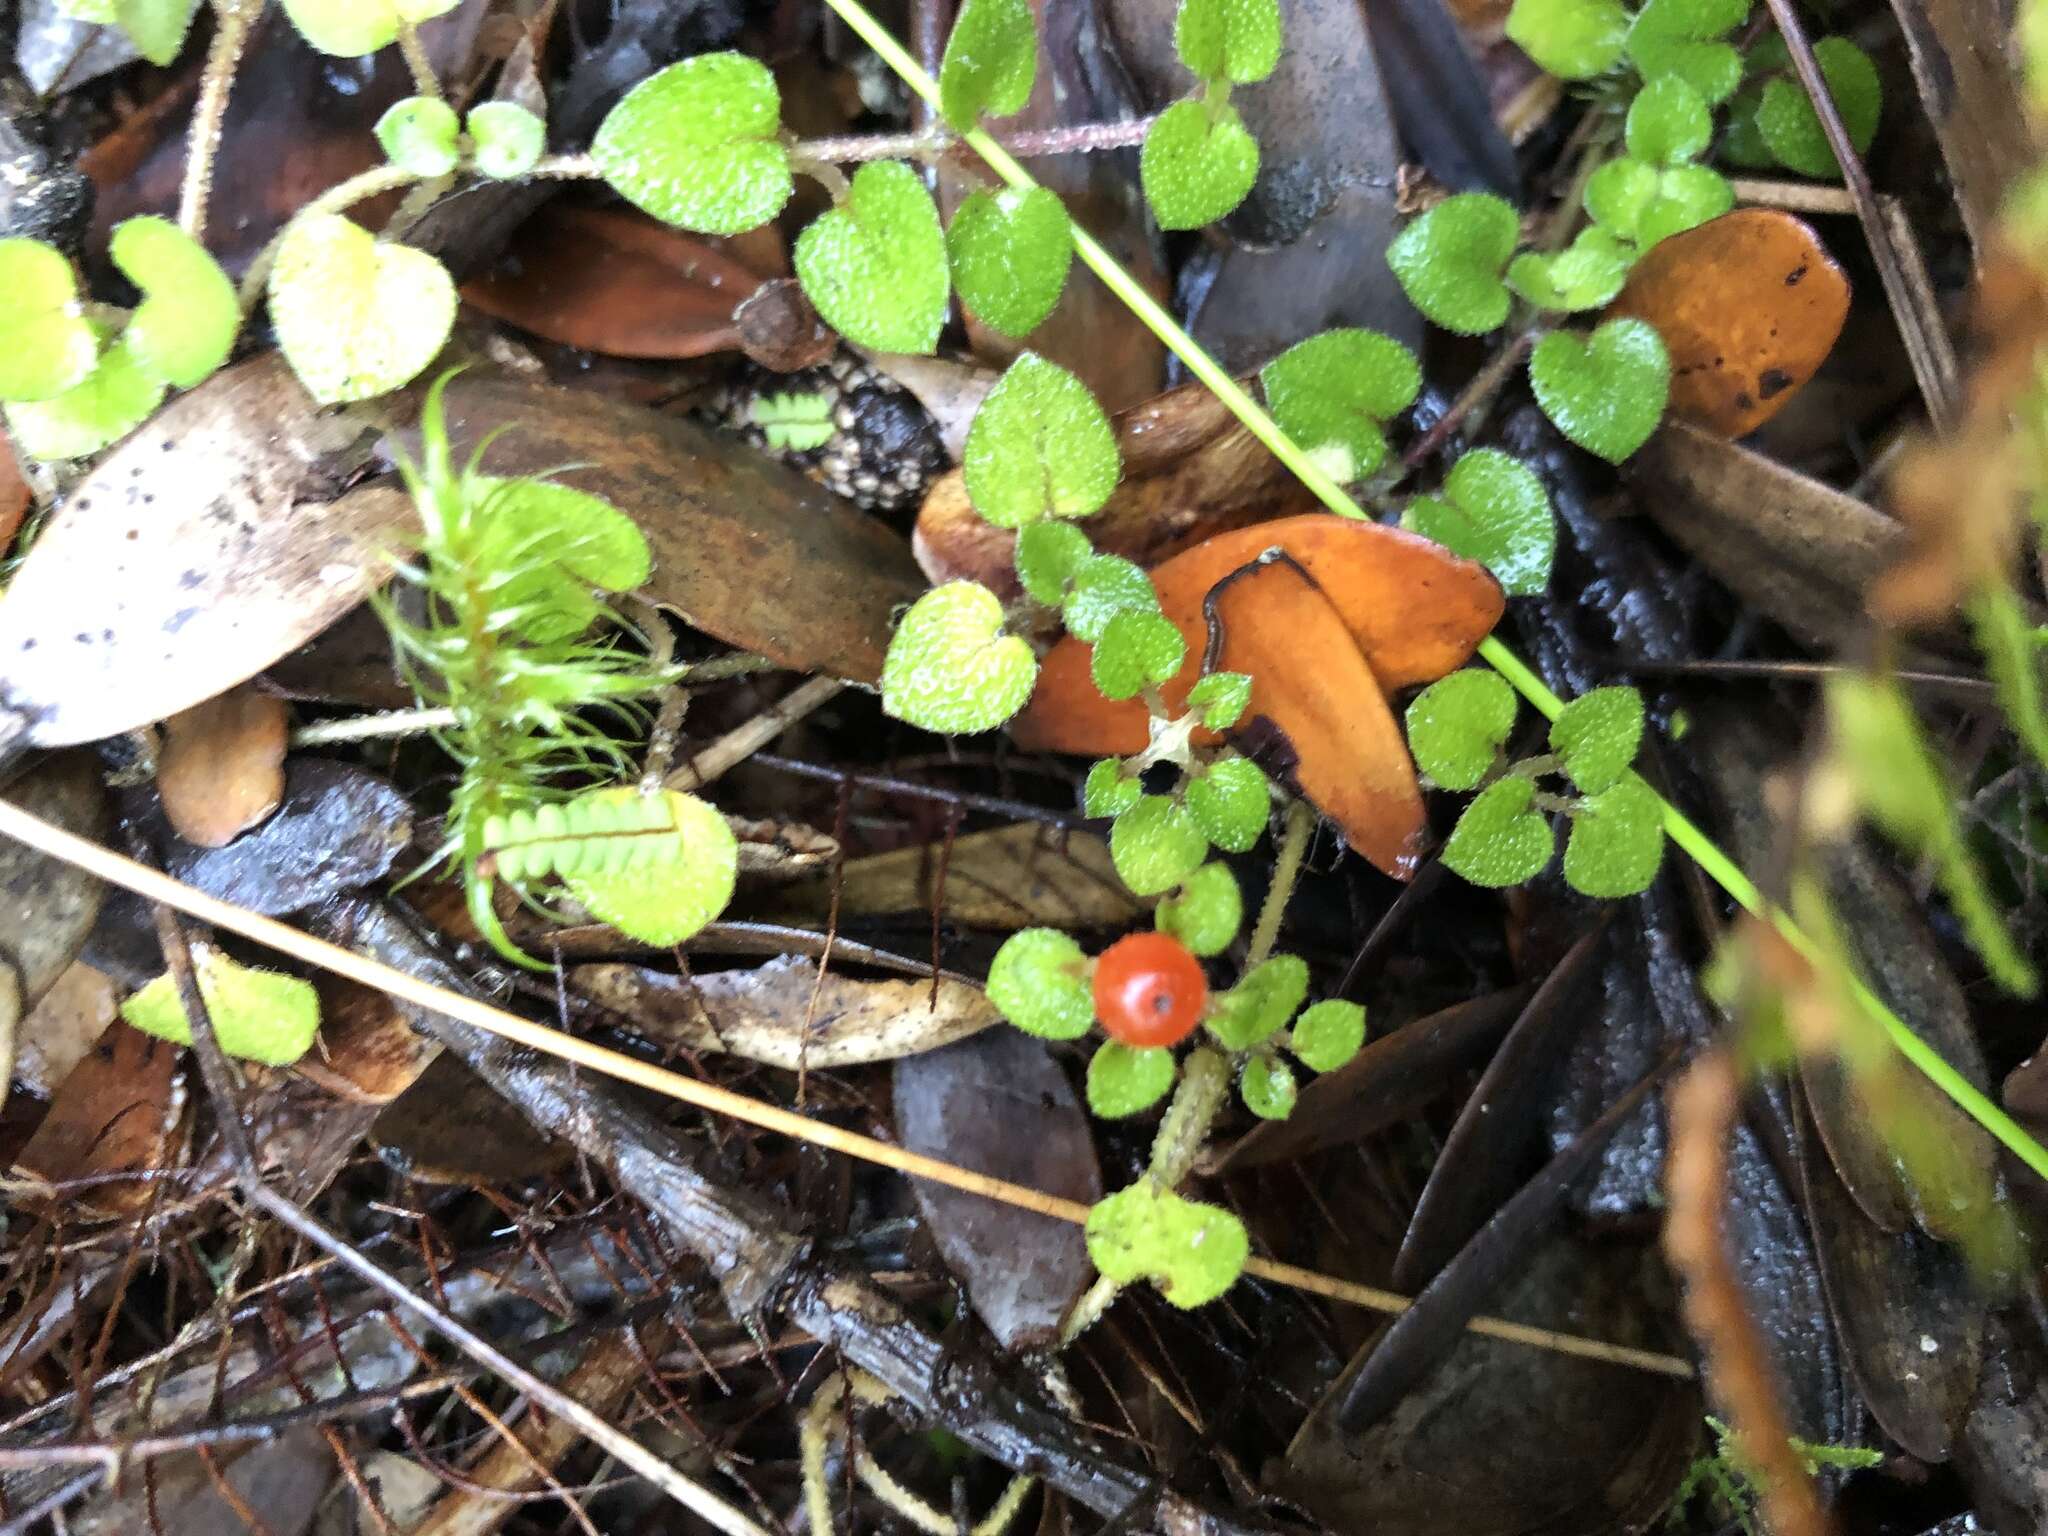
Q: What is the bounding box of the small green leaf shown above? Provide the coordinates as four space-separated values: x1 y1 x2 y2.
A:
1528 317 1669 464
1064 555 1159 643
1505 226 1633 313
1208 953 1308 1050
121 943 321 1065
1504 0 1628 78
1584 157 1730 247
749 390 835 452
110 216 237 389
591 53 793 234
476 477 651 605
1156 862 1242 957
1404 446 1555 596
1757 38 1881 179
1386 193 1520 336
964 353 1120 527
795 162 951 354
947 186 1072 338
1174 0 1283 84
1290 999 1365 1072
1561 777 1664 897
1441 776 1553 887
882 583 1039 734
986 928 1094 1038
1085 758 1143 819
1111 795 1208 896
1624 0 1748 104
1550 685 1644 794
1093 609 1187 700
1088 1041 1178 1116
269 213 456 403
1187 755 1268 852
1017 520 1095 604
98 0 201 65
1258 329 1421 481
5 335 164 461
939 0 1038 131
1141 99 1260 232
1240 1054 1296 1118
1405 668 1518 790
376 95 459 176
1719 82 1776 168
1086 1180 1249 1307
564 789 738 946
1583 157 1659 236
0 239 98 402
1626 75 1711 165
467 102 546 179
277 0 458 57
1186 672 1252 730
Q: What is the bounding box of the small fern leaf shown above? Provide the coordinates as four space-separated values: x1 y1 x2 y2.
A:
484 787 738 947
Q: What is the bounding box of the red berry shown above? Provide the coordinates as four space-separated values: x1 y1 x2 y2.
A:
1092 932 1207 1049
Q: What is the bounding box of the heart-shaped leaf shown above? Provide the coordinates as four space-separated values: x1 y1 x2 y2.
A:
591 53 793 234
1186 755 1268 852
883 582 1039 734
1208 954 1308 1050
467 102 546 180
964 352 1119 527
947 186 1072 338
1062 554 1158 642
1175 0 1283 84
1550 685 1644 793
376 95 459 175
1506 226 1633 313
5 334 165 461
0 239 99 402
1258 328 1421 480
987 927 1095 1038
122 942 321 1065
560 789 738 946
1141 99 1259 232
1403 447 1555 595
1240 1055 1296 1119
794 161 950 353
939 0 1038 131
1624 0 1749 104
1405 668 1517 790
1088 1041 1177 1116
1086 1179 1249 1307
277 0 458 57
1085 758 1144 818
1093 609 1187 700
1016 519 1095 603
1110 794 1207 896
1584 158 1731 248
1528 317 1669 463
1626 75 1711 165
1442 776 1553 887
1505 0 1628 78
269 214 456 403
110 216 238 389
1289 999 1365 1072
1757 37 1881 179
1386 193 1519 336
1186 672 1252 729
1156 861 1241 956
1562 776 1664 897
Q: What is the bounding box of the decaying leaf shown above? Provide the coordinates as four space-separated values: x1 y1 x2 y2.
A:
1608 210 1850 438
893 1028 1102 1350
156 684 288 848
0 354 409 751
760 823 1142 931
1630 420 1904 650
371 1053 569 1185
572 954 999 1069
914 377 1321 599
13 961 118 1099
424 375 926 685
14 1020 184 1217
0 753 111 1009
290 975 438 1105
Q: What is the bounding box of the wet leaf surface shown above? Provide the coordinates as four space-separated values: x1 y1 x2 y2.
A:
1607 210 1851 438
892 1027 1101 1349
574 954 999 1069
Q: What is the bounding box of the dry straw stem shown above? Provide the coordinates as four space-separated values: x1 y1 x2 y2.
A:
0 795 1691 1383
1664 1049 1832 1536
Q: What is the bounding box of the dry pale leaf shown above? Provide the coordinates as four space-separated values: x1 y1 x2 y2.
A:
157 684 289 848
13 961 117 1099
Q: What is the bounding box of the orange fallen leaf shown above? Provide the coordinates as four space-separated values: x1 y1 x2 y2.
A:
157 684 289 848
1607 209 1850 438
1010 516 1503 877
15 1021 184 1217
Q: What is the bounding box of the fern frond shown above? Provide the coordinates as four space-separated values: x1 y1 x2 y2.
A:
482 790 689 882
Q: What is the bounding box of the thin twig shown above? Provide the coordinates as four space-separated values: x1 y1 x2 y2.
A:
664 675 845 793
1400 328 1542 475
797 116 1157 166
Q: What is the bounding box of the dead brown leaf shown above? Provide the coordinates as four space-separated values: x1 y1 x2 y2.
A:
13 962 117 1100
156 685 288 848
15 1020 184 1218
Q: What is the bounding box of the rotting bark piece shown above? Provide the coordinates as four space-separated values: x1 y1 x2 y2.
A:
1608 210 1850 438
156 684 288 849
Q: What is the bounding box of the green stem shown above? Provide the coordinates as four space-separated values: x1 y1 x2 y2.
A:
1247 798 1314 970
813 0 2048 1187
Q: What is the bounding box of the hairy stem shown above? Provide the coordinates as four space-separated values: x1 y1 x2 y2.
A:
1246 798 1314 970
178 0 263 240
394 20 440 99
